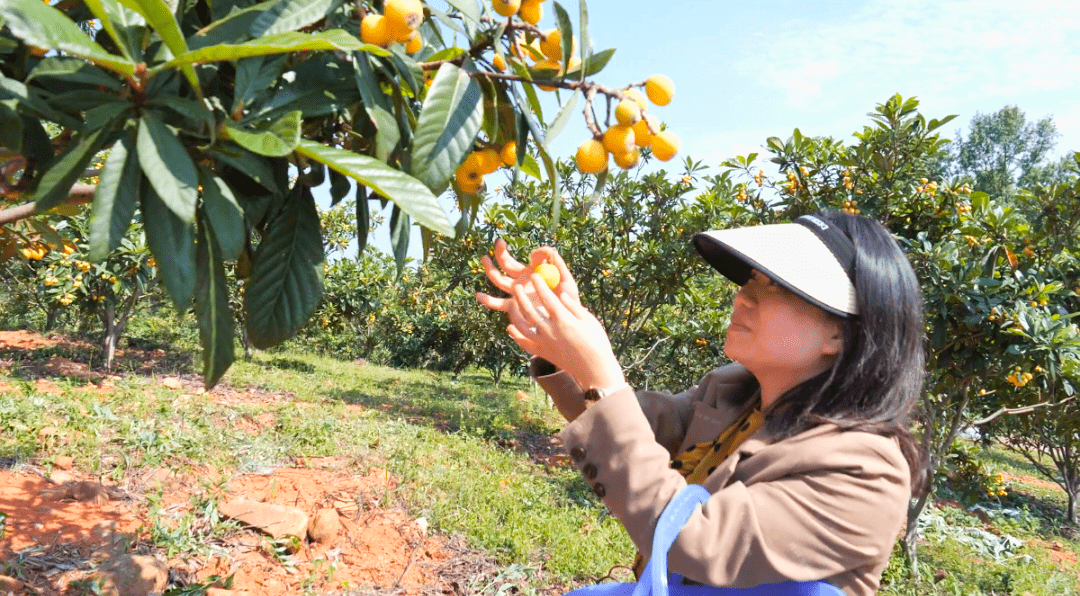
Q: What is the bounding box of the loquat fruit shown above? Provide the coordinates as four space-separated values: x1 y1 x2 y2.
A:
539 29 575 61
478 148 501 174
535 262 560 289
615 98 642 126
492 53 506 71
404 30 423 53
500 141 517 167
518 0 541 24
612 148 641 170
651 130 680 161
602 124 635 155
384 0 424 40
492 0 520 17
532 59 561 90
455 152 486 191
360 14 393 47
644 74 675 106
632 114 658 147
576 139 608 174
624 88 648 110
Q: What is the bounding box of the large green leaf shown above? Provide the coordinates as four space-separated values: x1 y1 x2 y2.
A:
408 63 483 196
198 166 246 262
115 0 200 93
0 0 135 77
296 140 452 236
0 76 81 130
232 55 286 113
195 210 236 388
0 102 23 153
89 131 140 261
553 1 573 72
82 0 143 61
27 57 123 89
577 0 591 81
389 204 409 274
142 185 196 310
164 30 388 68
543 89 578 148
249 0 333 37
443 0 479 24
137 113 198 222
243 185 324 349
224 110 301 157
32 126 110 212
354 53 400 162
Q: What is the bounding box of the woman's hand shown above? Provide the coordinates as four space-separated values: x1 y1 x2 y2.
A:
475 238 580 315
505 269 625 391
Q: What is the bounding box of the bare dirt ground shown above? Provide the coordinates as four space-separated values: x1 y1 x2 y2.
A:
0 330 554 596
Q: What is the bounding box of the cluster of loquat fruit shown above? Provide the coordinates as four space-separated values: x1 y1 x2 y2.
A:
455 142 518 194
493 0 547 26
576 76 680 174
359 0 426 54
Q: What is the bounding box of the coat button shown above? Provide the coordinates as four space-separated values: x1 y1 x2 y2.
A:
592 483 606 498
570 447 586 462
582 463 598 479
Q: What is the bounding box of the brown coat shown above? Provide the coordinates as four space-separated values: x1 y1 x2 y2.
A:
533 360 909 596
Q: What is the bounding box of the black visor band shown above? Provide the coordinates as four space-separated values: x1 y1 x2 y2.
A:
794 215 856 284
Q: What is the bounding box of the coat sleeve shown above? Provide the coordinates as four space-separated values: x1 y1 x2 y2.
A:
531 358 749 456
558 389 910 589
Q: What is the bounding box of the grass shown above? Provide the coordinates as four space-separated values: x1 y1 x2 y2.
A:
2 335 1079 594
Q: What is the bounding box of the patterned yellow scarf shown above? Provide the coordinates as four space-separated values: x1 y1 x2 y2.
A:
632 397 764 578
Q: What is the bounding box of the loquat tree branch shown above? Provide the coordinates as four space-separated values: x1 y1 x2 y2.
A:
0 184 96 226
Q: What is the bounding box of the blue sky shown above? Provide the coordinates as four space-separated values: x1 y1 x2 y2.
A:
359 0 1080 257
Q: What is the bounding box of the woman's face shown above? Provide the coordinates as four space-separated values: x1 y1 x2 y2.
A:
724 270 842 386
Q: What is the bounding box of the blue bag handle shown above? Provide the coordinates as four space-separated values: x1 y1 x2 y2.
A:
564 484 846 596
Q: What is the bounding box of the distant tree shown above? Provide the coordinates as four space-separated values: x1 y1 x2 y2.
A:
947 106 1060 199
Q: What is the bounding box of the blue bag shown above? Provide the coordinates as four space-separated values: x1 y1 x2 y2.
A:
563 484 846 596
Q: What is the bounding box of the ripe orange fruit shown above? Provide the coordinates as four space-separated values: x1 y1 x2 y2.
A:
539 29 575 60
576 139 608 174
518 0 541 24
645 74 675 106
478 148 501 174
455 152 485 192
492 0 520 17
632 114 658 147
492 53 506 71
360 15 393 47
612 148 641 170
384 0 424 40
624 88 648 110
602 125 635 155
500 141 517 167
404 31 423 53
614 98 642 126
535 262 560 289
651 130 680 161
532 59 561 91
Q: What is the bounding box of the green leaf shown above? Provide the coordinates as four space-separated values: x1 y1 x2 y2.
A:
142 184 196 310
198 166 246 262
354 53 400 162
0 0 135 77
115 0 200 93
389 204 409 274
510 59 543 121
543 88 577 148
575 47 612 77
145 96 213 130
89 131 140 261
31 126 110 212
82 0 143 61
578 0 590 81
224 110 301 157
164 30 388 68
409 63 483 195
0 102 23 152
355 184 369 255
552 1 573 72
296 140 452 236
328 169 350 206
137 113 198 222
27 57 123 89
232 55 286 113
0 76 81 130
443 0 479 24
207 147 280 194
250 0 333 37
243 184 324 349
195 209 236 388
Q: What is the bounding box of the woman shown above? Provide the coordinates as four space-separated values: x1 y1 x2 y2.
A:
476 212 926 596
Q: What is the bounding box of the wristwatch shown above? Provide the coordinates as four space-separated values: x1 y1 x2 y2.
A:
583 381 631 404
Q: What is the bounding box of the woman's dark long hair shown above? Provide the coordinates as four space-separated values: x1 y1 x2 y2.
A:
762 211 928 497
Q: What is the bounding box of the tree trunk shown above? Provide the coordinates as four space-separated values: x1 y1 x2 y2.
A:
102 301 117 370
1068 488 1078 526
241 326 253 361
902 476 932 576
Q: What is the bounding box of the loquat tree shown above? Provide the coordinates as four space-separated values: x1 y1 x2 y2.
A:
0 0 680 387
